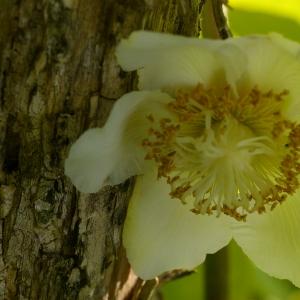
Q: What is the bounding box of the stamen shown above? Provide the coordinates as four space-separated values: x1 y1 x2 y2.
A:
142 84 300 221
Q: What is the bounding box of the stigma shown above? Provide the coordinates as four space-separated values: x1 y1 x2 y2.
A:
142 84 300 221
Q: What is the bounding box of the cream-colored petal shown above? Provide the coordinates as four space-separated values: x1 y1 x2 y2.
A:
117 31 224 92
269 33 300 57
116 30 217 71
65 128 113 193
233 193 300 287
234 36 300 91
138 45 223 91
215 42 247 92
65 91 173 192
233 35 300 121
117 31 248 93
108 90 174 185
123 171 232 279
266 33 300 121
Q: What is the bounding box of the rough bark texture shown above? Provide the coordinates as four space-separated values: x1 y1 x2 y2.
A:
0 0 202 299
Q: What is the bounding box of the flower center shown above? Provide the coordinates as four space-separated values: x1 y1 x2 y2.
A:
142 84 300 221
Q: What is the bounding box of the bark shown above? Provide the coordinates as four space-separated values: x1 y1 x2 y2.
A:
0 0 203 299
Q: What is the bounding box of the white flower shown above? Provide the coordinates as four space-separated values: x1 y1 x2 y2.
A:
65 31 300 286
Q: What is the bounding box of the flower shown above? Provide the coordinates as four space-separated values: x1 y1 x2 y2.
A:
65 31 300 286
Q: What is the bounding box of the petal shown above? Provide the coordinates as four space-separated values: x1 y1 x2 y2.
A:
233 193 300 287
269 33 300 57
109 91 174 185
215 41 248 92
65 128 112 193
116 31 213 71
136 45 223 91
123 171 232 279
234 36 300 91
233 35 300 121
65 91 173 192
116 31 224 91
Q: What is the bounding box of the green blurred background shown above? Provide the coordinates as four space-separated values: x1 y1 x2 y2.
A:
158 1 300 299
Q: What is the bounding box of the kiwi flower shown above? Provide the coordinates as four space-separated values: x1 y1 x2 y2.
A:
65 31 300 286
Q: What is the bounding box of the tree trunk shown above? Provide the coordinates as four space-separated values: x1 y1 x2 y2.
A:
0 0 203 299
